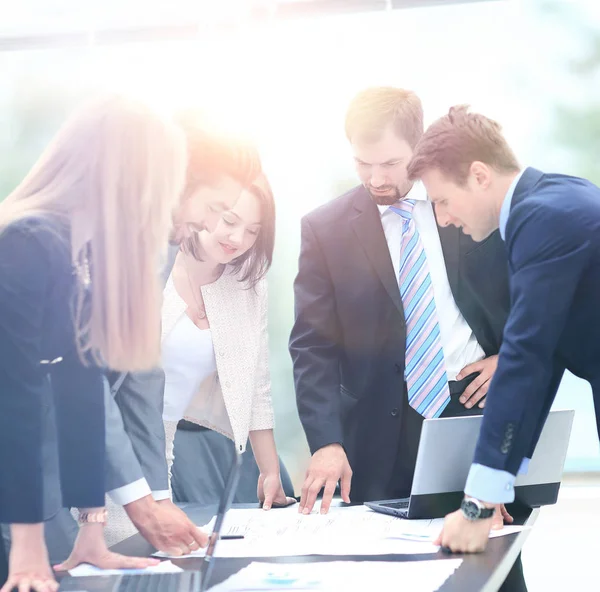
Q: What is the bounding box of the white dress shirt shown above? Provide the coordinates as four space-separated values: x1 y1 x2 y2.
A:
378 182 485 380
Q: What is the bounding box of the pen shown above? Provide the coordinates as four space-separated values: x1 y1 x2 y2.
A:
221 535 244 540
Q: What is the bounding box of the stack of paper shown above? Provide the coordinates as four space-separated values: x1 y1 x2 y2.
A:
155 505 527 559
209 559 463 591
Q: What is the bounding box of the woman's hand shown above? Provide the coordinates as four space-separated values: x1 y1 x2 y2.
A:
1 524 58 592
257 473 296 511
53 523 160 572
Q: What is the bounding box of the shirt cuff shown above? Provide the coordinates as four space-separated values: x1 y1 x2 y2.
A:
152 490 171 501
108 478 152 506
465 463 516 504
518 458 531 475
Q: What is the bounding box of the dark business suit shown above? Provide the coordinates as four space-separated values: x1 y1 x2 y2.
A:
290 185 527 592
290 185 510 501
473 168 600 476
0 219 105 584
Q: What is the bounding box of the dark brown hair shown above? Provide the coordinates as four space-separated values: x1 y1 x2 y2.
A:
182 172 275 288
407 105 520 185
228 172 275 287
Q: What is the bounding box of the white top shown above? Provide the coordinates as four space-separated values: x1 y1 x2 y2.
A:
378 182 485 380
162 313 217 422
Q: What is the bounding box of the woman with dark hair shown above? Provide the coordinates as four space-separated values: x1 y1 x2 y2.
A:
162 172 295 509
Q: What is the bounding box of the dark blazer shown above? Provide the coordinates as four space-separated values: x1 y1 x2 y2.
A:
0 218 105 524
473 168 600 474
289 185 510 502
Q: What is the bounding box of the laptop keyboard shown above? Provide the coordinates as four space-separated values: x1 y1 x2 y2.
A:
118 572 199 592
382 499 410 510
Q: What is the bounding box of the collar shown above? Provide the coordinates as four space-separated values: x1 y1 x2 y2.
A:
377 182 427 216
499 169 526 240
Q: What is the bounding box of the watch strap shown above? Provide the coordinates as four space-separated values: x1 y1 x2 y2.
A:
78 508 108 525
461 497 495 520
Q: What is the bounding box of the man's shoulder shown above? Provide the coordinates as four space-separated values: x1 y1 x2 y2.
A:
303 185 366 227
512 172 600 226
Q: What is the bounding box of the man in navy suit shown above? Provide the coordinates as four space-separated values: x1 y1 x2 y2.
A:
408 104 600 553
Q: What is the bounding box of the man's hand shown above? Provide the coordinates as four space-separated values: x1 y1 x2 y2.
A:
434 508 494 553
457 355 499 409
491 504 514 530
124 495 208 556
299 443 352 515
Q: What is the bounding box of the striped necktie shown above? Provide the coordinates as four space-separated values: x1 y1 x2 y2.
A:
389 199 450 419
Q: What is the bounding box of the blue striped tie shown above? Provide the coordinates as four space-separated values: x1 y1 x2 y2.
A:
389 200 450 418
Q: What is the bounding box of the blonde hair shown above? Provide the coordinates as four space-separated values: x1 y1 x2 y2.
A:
345 87 424 148
407 105 520 185
0 96 187 372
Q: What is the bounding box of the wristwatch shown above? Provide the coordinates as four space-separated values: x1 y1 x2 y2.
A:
78 508 108 525
460 497 495 521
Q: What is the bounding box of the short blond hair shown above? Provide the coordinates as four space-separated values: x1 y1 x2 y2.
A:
407 105 520 185
345 87 424 148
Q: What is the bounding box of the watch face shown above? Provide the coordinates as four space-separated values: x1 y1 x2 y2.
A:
462 499 480 520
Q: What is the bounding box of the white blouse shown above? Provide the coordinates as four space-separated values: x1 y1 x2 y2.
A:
162 314 217 422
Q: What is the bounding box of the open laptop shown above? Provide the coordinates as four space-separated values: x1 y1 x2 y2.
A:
59 451 243 592
365 409 574 520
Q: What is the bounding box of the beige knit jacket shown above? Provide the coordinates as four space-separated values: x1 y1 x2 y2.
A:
161 268 275 483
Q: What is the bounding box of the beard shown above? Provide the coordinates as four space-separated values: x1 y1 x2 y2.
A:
181 230 207 261
366 183 412 206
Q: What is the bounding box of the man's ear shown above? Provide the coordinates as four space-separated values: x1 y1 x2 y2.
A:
470 161 492 189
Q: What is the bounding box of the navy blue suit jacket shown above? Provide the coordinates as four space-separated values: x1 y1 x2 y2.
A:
0 218 105 524
473 168 600 475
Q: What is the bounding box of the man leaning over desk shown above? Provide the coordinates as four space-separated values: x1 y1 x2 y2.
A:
407 104 600 554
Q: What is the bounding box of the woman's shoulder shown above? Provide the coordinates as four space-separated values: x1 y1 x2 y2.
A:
0 216 69 269
1 215 68 249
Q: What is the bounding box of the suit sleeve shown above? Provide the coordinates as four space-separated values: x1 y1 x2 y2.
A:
0 226 52 522
473 202 587 475
105 246 180 499
50 355 105 509
111 367 170 495
289 216 344 454
103 382 153 504
249 278 275 431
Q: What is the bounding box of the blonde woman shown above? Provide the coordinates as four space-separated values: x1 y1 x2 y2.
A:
0 97 188 592
162 173 295 510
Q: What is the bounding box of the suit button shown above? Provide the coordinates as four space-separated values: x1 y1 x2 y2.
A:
391 408 399 417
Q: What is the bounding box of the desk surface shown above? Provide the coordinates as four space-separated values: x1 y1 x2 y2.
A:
112 503 538 592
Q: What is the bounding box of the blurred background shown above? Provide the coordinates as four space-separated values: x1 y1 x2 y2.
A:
1 3 599 586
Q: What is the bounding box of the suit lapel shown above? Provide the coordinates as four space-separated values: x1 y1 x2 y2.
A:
510 167 544 210
436 218 461 297
161 244 179 285
350 188 404 318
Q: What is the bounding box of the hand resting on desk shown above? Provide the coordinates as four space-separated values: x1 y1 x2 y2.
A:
124 496 208 556
299 443 352 515
434 503 513 554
